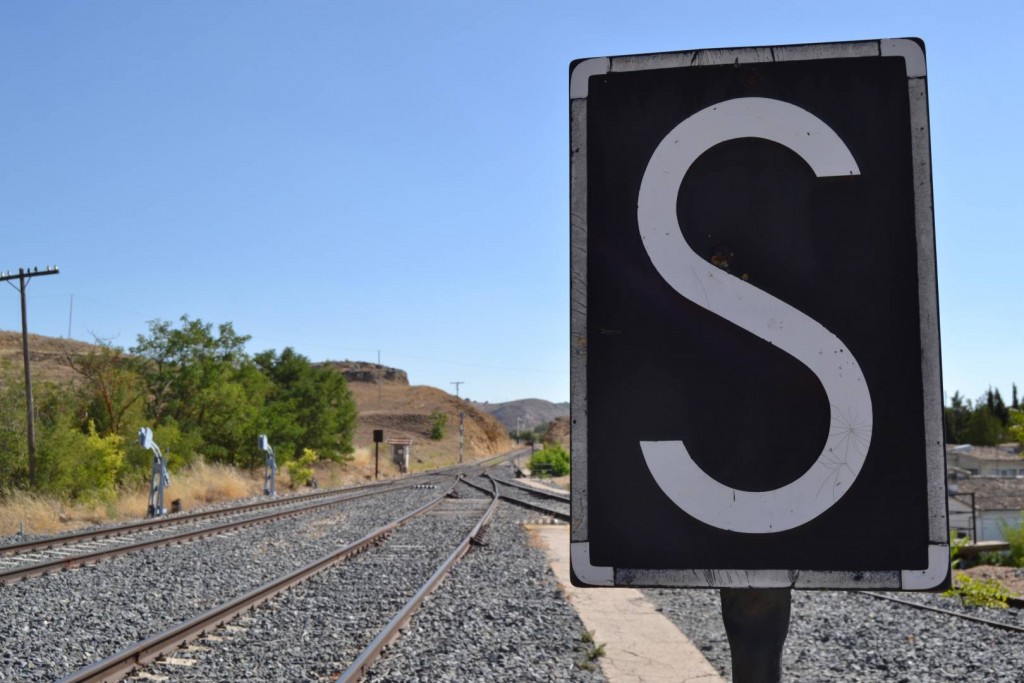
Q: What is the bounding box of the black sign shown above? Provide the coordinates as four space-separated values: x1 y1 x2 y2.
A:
373 429 384 444
570 39 947 590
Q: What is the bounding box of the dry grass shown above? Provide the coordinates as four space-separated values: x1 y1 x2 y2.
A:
0 491 106 536
0 461 264 536
113 461 261 518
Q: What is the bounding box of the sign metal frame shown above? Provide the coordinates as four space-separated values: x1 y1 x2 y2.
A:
569 38 948 590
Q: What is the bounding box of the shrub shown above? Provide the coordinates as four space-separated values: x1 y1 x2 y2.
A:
286 448 317 488
943 572 1011 609
1000 514 1024 567
529 443 570 477
36 420 124 503
429 410 447 440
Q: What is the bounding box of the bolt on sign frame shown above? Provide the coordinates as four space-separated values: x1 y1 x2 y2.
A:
569 38 948 590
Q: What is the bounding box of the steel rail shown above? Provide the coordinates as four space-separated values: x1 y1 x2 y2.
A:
1 481 433 585
488 474 570 503
462 475 569 522
57 485 457 683
336 476 500 682
0 478 417 557
860 591 1024 633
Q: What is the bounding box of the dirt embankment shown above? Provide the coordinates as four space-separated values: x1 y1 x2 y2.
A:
540 415 570 451
347 379 513 472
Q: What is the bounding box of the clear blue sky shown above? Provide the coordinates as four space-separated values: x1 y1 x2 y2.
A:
2 1 1021 406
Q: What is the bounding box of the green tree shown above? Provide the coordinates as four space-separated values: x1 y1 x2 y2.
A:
1008 408 1024 445
131 316 252 427
984 387 1010 427
66 341 147 442
131 316 268 465
962 405 1004 446
0 362 29 489
254 348 357 463
944 391 971 443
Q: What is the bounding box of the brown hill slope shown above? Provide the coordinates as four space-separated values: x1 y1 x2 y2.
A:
0 330 96 385
541 415 570 451
345 378 513 473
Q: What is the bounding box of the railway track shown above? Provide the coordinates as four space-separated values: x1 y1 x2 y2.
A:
482 473 571 521
49 478 502 682
859 590 1024 633
0 451 600 683
0 480 431 584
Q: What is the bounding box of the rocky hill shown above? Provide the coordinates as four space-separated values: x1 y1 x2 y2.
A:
471 398 569 432
314 360 409 385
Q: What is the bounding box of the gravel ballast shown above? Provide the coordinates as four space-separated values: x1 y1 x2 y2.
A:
0 486 443 682
644 587 1024 682
135 481 600 682
363 504 603 683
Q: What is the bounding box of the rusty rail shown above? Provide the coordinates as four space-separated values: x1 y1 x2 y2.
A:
0 478 418 558
336 476 500 682
1 481 432 585
487 474 570 503
57 486 456 683
460 475 570 522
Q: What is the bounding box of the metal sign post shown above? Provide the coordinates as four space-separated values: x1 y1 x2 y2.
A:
138 427 170 518
373 429 384 480
570 39 947 681
258 434 277 496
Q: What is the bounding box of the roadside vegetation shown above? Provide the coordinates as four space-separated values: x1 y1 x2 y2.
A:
528 443 570 477
0 316 358 528
944 533 1012 608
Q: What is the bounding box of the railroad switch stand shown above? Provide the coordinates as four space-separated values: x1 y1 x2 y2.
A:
138 427 170 518
258 434 277 496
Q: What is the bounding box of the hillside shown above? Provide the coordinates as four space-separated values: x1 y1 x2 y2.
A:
317 359 513 473
472 398 569 432
0 330 96 386
541 415 570 451
0 331 513 474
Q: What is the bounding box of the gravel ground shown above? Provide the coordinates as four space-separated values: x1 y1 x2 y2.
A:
644 587 1024 682
140 491 487 681
0 488 401 577
363 504 604 683
0 486 444 682
137 481 594 682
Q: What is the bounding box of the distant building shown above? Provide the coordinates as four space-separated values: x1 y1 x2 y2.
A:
947 443 1023 478
946 444 1024 541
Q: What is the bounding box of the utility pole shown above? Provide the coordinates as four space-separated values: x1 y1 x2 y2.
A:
377 350 382 404
458 411 465 464
2 266 60 487
450 381 464 399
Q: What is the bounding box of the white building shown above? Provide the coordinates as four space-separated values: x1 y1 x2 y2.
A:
947 444 1024 542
